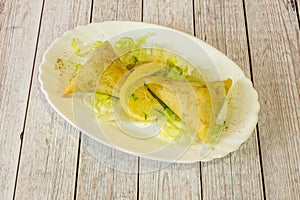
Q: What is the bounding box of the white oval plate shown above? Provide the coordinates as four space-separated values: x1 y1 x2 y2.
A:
39 21 260 163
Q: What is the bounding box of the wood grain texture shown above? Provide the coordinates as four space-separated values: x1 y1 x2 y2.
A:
92 0 142 22
13 0 91 199
143 0 194 35
139 161 201 200
76 136 138 199
245 0 300 199
194 0 263 199
140 1 202 200
75 0 142 199
0 0 43 199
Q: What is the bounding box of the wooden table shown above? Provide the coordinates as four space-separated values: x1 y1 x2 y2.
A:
1 0 299 199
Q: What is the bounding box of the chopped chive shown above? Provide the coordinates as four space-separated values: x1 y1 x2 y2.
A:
130 93 138 101
172 66 183 75
166 59 176 67
143 112 148 120
132 56 138 63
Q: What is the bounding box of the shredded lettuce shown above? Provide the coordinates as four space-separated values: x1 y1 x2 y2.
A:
113 35 202 85
208 123 224 144
83 93 115 121
164 59 202 82
114 37 138 55
114 33 152 54
69 38 103 77
159 117 200 144
113 33 177 66
71 38 81 54
159 120 184 143
71 38 103 56
154 107 183 143
115 40 151 66
135 32 152 46
154 108 198 144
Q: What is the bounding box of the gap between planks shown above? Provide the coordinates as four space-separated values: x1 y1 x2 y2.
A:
73 133 82 200
295 0 300 28
192 1 204 200
241 0 266 199
73 1 94 199
12 0 46 199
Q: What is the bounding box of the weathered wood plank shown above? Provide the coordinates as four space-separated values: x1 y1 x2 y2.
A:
139 1 202 200
139 161 201 200
77 136 139 199
0 0 43 199
13 0 91 199
92 0 142 22
245 0 300 199
75 0 142 199
194 0 264 199
143 0 194 34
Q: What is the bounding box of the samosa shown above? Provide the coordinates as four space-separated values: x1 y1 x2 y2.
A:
64 41 128 96
144 76 232 142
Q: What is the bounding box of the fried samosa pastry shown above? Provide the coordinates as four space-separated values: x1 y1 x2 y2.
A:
144 76 232 142
64 41 128 96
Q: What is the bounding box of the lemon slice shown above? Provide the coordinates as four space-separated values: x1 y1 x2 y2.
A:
119 61 166 122
127 86 163 122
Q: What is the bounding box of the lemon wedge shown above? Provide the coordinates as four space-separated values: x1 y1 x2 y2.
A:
119 61 166 122
126 86 163 122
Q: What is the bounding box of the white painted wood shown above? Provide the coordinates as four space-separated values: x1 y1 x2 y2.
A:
77 136 138 199
143 0 194 35
139 161 201 200
0 0 43 199
92 0 142 22
14 0 91 199
245 0 300 198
